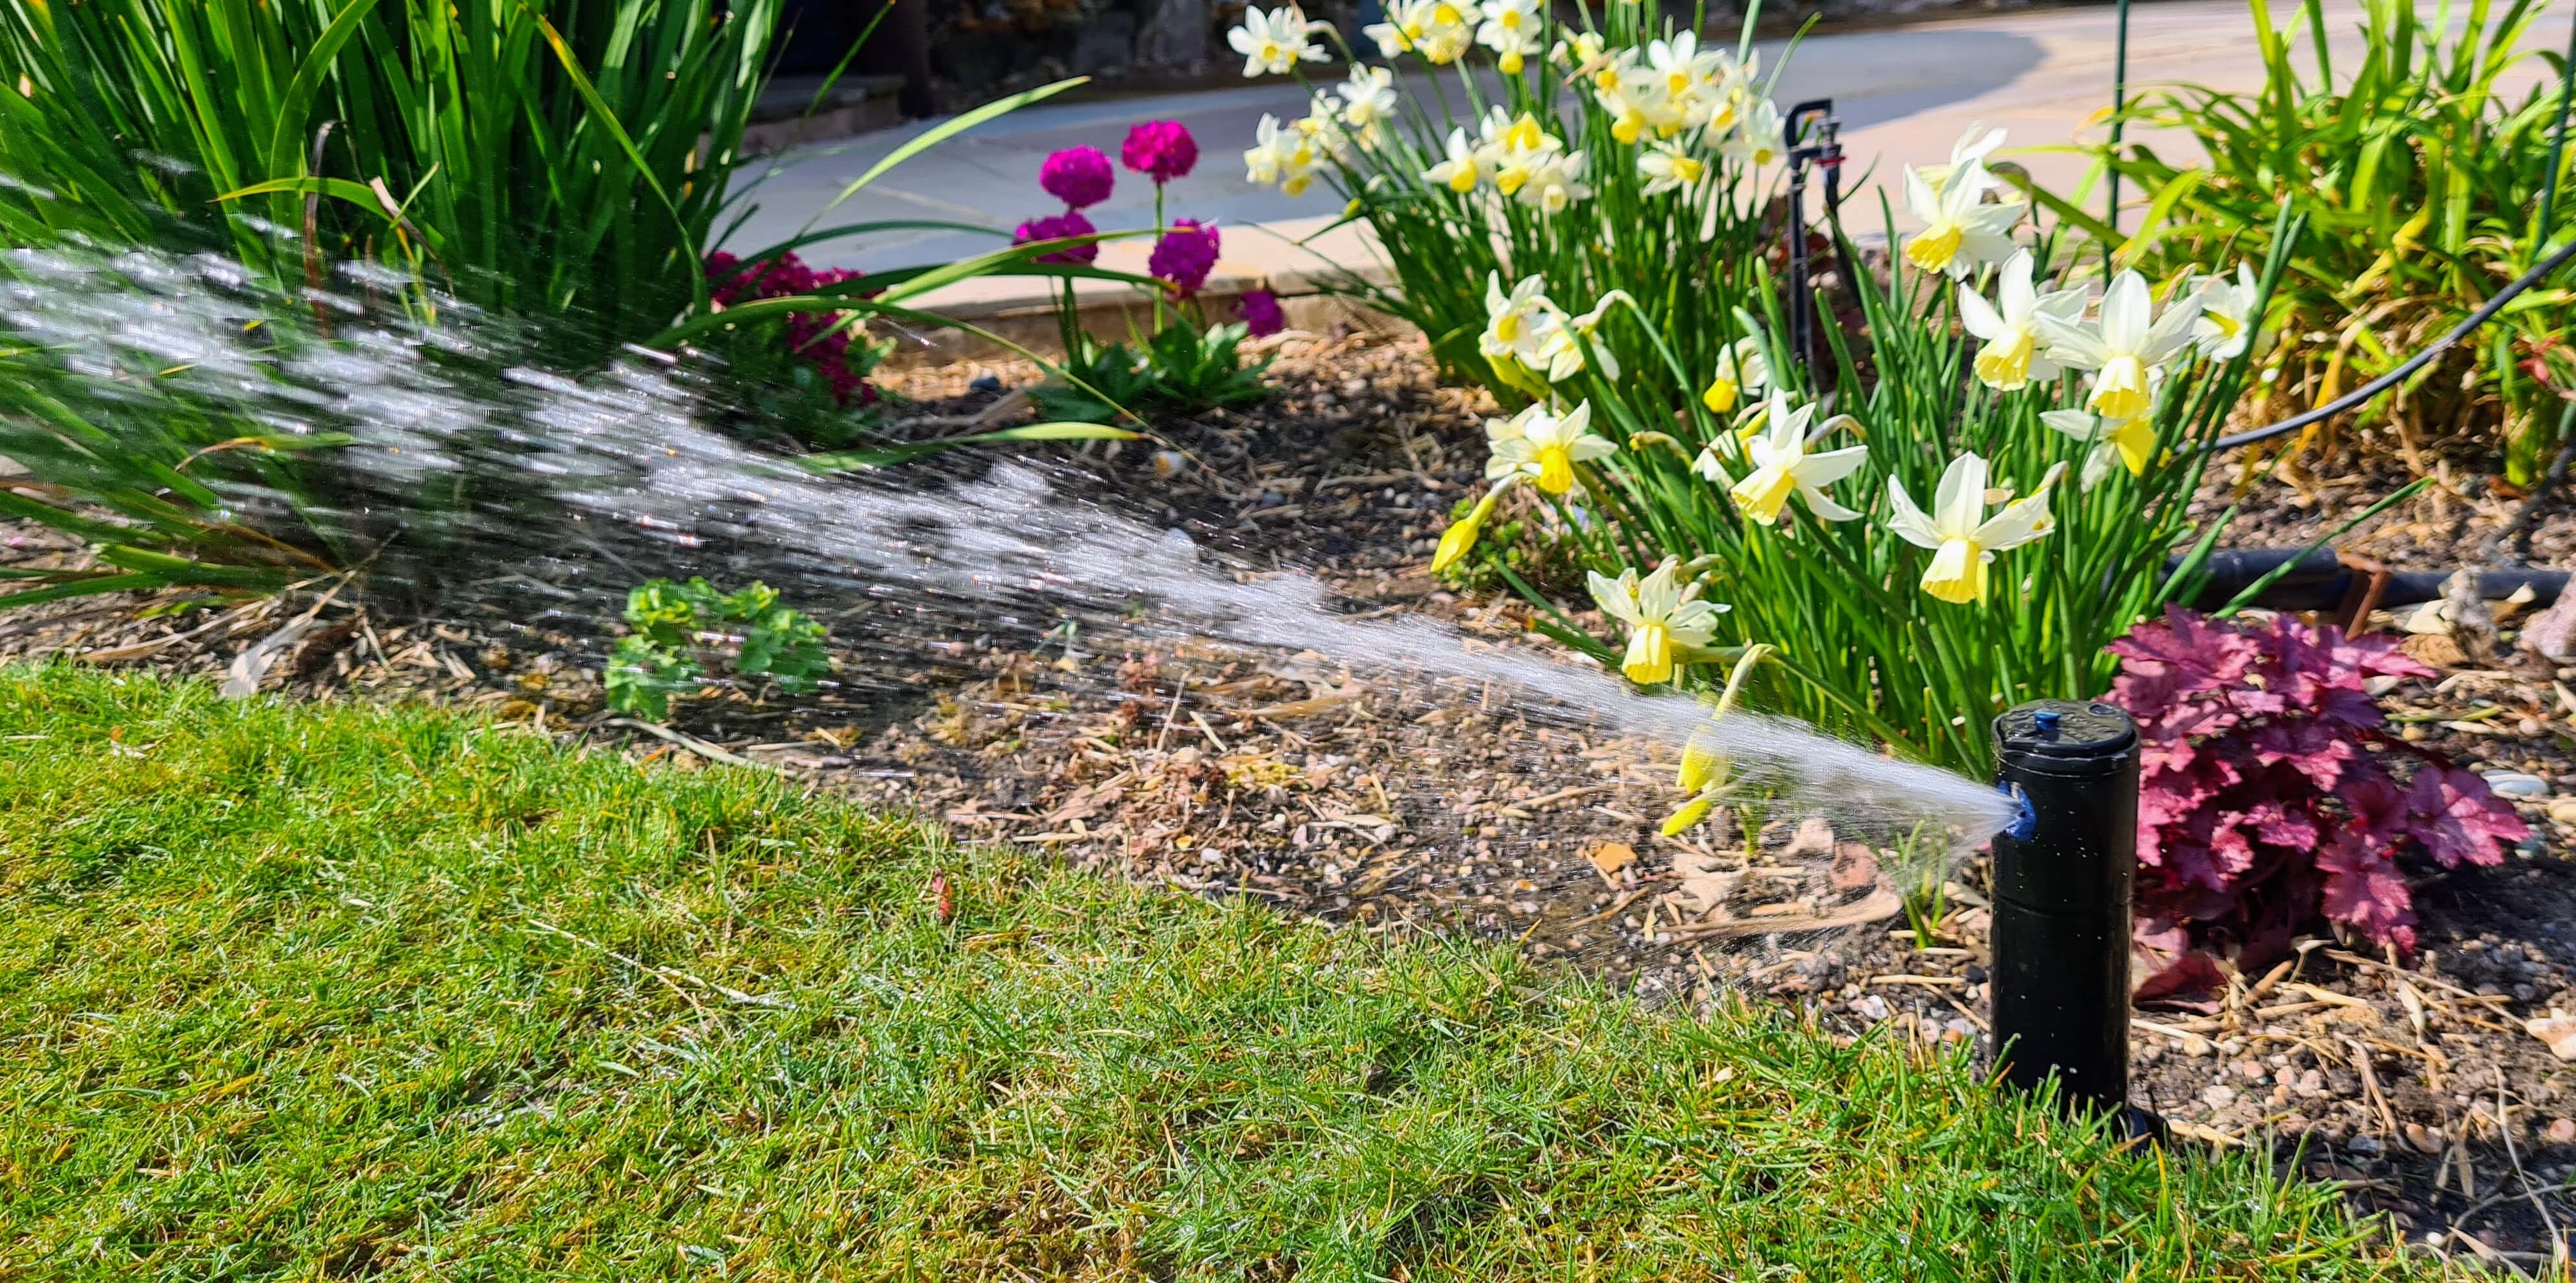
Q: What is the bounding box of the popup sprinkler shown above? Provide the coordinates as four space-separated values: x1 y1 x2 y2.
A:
1989 700 2165 1143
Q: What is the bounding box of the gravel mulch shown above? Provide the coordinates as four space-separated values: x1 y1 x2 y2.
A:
7 328 2576 1267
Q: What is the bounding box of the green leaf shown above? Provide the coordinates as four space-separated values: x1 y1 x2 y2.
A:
799 422 1141 472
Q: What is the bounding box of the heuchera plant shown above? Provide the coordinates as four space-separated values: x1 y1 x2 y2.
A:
2110 607 2529 967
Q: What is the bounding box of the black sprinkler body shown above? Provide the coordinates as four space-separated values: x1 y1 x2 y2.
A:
1989 700 2163 1140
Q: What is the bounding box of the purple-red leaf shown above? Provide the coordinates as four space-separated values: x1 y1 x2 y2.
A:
2403 766 2527 868
2111 607 2499 962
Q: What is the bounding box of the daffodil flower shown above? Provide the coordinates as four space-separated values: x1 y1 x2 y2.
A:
1411 0 1476 62
1241 114 1315 193
1480 271 1557 369
1694 393 1867 524
1296 93 1350 162
1518 148 1590 214
1535 292 1625 382
1902 160 2023 279
1664 644 1773 835
1886 453 2065 604
2041 409 2156 489
1476 0 1545 74
1487 400 1615 494
2035 269 2203 424
1423 126 1485 193
1228 5 1328 77
2191 261 2259 360
1595 80 1662 146
1331 66 1398 147
1588 557 1729 685
1701 336 1769 415
1917 122 2006 198
1723 99 1784 170
1361 4 1415 55
1551 30 1605 69
1956 249 2085 391
1486 112 1563 197
1431 474 1522 572
1637 138 1706 196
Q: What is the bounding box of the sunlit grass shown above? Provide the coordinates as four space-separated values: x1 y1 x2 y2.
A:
0 666 2432 1279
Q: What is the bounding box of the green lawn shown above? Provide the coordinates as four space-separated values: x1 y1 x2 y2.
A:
0 666 2431 1280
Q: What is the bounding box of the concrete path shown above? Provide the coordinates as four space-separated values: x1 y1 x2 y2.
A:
720 0 2560 320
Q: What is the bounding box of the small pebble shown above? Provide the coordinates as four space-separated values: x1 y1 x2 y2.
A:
968 373 1004 393
2202 1084 2238 1108
2548 1118 2576 1147
2483 770 2549 798
2405 1121 2441 1154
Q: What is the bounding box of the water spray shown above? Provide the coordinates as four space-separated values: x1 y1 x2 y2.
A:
1987 700 2163 1142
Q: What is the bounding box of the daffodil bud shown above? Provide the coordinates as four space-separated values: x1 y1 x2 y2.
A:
1431 484 1505 573
1661 795 1716 837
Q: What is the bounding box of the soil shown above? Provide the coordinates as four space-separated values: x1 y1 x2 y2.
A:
6 328 2575 1269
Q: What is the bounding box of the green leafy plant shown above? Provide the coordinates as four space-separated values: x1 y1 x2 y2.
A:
2058 0 2576 480
605 576 830 720
1030 322 1274 422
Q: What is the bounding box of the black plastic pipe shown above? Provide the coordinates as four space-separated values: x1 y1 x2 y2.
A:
2174 548 2570 613
1989 701 2161 1140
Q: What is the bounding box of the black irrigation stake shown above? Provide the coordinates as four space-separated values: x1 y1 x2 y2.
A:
1782 98 1845 375
1989 700 2167 1144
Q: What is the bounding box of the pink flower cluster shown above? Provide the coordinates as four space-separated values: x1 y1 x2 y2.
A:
1237 289 1285 337
1014 210 1099 265
1148 219 1221 299
1121 120 1198 186
2110 607 2529 969
1025 122 1226 298
1040 145 1115 210
704 250 881 407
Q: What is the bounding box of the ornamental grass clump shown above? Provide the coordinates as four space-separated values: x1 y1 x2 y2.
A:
2071 0 2576 482
1423 119 2298 792
2109 607 2527 970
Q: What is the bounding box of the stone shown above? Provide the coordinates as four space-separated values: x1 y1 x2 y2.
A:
2526 1010 2576 1061
2546 1118 2576 1146
1131 0 1207 66
2483 771 2549 798
2523 589 2576 663
2202 1084 2238 1109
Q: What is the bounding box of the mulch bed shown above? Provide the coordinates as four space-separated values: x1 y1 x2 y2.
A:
7 328 2576 1267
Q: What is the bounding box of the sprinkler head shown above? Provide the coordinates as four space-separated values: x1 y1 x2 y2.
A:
1989 699 2159 1141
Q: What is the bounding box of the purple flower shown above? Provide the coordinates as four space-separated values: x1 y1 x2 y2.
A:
1121 120 1199 185
1013 210 1100 264
1038 146 1115 210
1148 219 1221 297
1237 289 1285 337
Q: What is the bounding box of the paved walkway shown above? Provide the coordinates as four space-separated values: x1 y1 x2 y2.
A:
720 0 2559 317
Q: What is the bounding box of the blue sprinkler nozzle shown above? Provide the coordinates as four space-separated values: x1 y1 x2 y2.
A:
2000 782 2037 841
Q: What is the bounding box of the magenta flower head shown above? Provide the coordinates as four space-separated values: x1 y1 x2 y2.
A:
1014 210 1100 264
1039 146 1115 210
1148 219 1221 297
1237 289 1285 337
1121 120 1198 184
